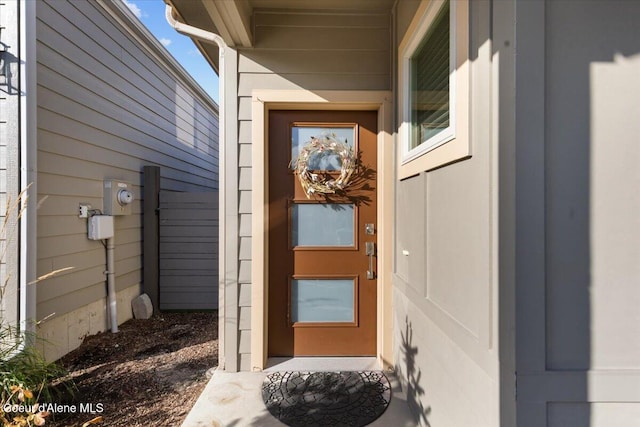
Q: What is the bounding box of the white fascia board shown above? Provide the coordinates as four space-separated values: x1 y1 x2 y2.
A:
202 0 253 48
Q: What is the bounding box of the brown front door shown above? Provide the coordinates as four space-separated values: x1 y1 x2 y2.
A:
268 110 378 356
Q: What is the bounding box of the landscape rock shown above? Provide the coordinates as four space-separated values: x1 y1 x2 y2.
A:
131 293 153 319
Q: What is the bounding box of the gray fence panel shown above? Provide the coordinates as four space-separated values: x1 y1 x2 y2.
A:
159 190 218 310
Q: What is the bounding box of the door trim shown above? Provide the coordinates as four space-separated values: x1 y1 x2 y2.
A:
250 90 394 371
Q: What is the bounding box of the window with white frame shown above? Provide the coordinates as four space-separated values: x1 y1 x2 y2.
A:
410 1 451 152
399 0 469 178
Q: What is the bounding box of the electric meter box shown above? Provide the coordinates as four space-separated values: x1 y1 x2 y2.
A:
88 215 114 240
104 180 134 215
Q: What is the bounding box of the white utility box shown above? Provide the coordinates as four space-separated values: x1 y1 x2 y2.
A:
104 180 134 215
88 215 114 240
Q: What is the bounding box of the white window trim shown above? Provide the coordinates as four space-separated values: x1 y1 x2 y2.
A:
398 0 470 179
403 0 456 162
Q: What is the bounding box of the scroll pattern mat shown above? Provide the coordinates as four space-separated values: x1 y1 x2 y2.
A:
262 371 391 427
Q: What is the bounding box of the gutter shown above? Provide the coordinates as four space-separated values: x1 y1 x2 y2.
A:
165 3 228 370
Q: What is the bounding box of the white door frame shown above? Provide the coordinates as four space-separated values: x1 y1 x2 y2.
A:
250 90 394 370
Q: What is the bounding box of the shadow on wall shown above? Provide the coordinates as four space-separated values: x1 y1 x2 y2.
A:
0 44 24 96
515 2 640 425
400 317 431 427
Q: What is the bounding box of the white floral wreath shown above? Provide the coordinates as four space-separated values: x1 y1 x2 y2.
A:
291 133 357 198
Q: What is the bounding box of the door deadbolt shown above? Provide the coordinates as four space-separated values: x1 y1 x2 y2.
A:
365 223 375 235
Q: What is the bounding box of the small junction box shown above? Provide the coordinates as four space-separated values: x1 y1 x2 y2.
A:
88 215 114 240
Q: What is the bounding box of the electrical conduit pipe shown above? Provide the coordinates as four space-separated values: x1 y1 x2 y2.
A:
106 235 118 333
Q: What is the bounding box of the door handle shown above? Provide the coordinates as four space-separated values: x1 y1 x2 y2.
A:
365 242 375 280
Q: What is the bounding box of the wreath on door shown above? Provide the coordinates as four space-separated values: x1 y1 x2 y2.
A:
291 133 357 198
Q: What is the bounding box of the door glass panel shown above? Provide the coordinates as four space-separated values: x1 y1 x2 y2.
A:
292 279 355 323
292 203 355 247
292 126 354 171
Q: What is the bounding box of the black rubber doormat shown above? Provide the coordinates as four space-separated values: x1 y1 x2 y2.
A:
261 371 391 427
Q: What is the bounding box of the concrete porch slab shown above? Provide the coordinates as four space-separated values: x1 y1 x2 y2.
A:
181 363 418 426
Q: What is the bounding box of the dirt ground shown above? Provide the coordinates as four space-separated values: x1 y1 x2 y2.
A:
47 312 218 427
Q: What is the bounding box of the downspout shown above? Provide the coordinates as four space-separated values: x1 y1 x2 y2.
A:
19 0 37 339
165 4 227 369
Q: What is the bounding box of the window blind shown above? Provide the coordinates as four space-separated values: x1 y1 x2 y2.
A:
410 2 450 149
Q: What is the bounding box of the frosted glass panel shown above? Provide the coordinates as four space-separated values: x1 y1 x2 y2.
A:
292 279 355 323
292 127 354 171
292 204 354 247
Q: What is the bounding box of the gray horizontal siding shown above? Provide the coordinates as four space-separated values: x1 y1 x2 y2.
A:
35 0 218 321
254 11 391 28
38 0 217 136
243 9 391 93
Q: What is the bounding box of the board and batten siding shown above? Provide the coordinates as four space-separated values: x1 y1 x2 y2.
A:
0 0 21 326
515 1 640 425
230 9 392 371
392 1 501 425
35 0 218 361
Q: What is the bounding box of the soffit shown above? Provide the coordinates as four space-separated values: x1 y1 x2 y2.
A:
167 0 396 73
248 0 396 11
